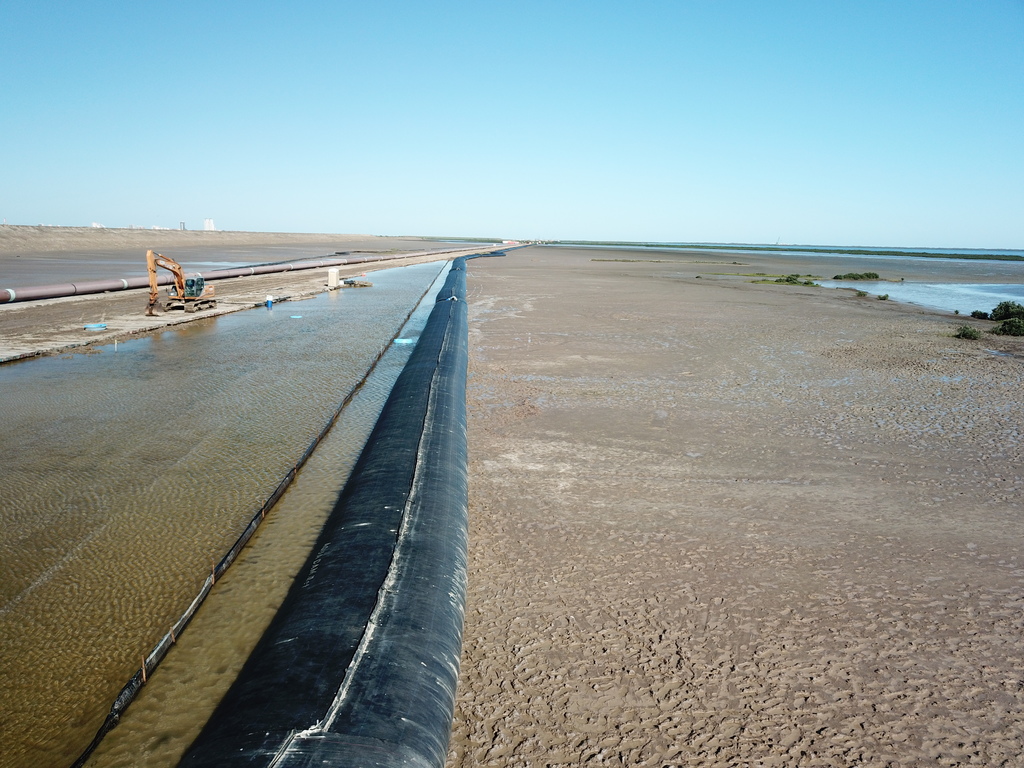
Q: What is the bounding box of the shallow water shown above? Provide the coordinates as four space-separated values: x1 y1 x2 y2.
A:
755 251 1024 285
0 261 446 768
819 280 1024 315
84 263 452 767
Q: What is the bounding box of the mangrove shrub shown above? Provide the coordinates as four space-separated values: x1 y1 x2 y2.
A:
833 272 880 280
774 275 818 286
991 317 1024 336
991 301 1024 322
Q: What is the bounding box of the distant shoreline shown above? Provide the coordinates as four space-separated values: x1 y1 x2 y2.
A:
0 225 381 255
548 240 1024 261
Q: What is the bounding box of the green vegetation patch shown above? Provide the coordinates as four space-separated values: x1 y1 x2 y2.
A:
709 271 789 277
990 301 1024 322
590 258 678 263
953 324 982 340
750 273 819 286
833 272 880 280
991 317 1024 336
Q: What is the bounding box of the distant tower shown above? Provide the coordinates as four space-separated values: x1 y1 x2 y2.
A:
179 221 186 231
204 218 215 231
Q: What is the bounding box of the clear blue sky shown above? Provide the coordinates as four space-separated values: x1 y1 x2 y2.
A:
2 1 1022 248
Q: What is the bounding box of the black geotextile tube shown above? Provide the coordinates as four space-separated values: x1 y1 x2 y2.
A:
178 260 469 768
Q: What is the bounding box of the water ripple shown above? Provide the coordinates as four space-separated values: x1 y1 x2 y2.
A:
0 261 446 768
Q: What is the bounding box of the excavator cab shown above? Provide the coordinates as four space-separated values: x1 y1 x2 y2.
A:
183 275 206 298
168 275 206 299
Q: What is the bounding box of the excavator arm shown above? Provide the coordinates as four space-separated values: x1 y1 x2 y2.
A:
147 250 184 315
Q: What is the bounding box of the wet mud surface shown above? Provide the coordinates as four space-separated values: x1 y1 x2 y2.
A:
449 246 1024 766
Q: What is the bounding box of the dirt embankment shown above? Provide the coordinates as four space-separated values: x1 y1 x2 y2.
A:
0 227 492 362
0 225 378 254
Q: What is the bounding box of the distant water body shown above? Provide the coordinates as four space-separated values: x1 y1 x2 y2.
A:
551 242 1024 316
713 245 1024 315
553 241 1024 261
820 280 1024 315
675 243 1024 260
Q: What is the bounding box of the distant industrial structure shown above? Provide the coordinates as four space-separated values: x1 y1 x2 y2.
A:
203 219 215 231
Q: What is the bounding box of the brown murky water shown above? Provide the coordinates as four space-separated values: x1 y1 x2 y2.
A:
0 261 447 768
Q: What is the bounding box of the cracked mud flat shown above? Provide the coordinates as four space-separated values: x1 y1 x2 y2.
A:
448 247 1024 767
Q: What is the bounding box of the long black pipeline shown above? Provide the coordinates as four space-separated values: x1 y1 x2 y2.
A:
178 258 471 768
0 246 492 304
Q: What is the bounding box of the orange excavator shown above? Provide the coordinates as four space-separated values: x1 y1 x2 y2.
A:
146 249 217 316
